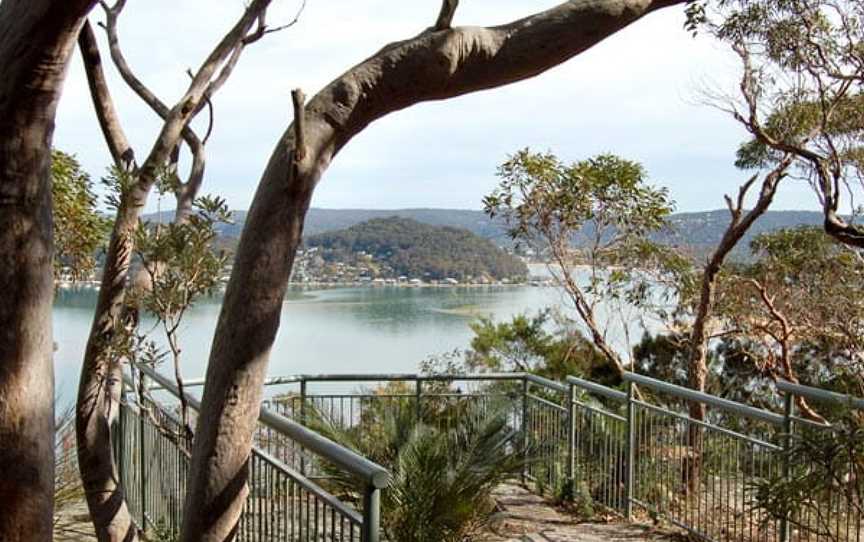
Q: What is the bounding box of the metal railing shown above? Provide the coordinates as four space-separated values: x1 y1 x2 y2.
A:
250 373 567 491
258 372 862 542
116 364 389 541
775 380 864 542
621 373 787 542
121 369 863 542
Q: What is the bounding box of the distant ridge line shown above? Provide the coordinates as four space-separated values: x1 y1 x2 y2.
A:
144 207 829 253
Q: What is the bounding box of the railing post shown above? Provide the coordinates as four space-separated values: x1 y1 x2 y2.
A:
362 485 381 542
625 380 636 520
780 391 795 542
567 381 576 500
415 378 423 424
521 377 529 484
138 373 147 532
117 383 126 486
300 378 307 476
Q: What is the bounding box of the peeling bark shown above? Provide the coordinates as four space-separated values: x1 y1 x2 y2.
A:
0 2 96 540
181 1 685 539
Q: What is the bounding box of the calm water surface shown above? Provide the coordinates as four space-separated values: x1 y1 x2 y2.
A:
53 283 573 404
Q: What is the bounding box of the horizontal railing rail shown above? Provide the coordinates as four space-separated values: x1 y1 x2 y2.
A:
624 372 786 426
567 375 628 402
258 407 390 489
136 364 389 488
777 379 864 410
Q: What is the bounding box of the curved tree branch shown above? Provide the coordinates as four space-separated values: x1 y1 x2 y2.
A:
78 19 135 169
182 0 686 539
435 0 459 31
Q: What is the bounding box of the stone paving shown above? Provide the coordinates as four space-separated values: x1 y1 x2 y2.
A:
54 484 685 541
54 501 96 541
484 484 685 542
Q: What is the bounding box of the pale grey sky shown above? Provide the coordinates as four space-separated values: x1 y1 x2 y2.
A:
54 0 824 213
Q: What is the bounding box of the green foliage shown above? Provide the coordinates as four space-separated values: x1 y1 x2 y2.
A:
307 401 530 542
734 94 864 171
132 195 231 323
149 519 179 542
750 412 864 542
708 0 864 244
484 149 679 311
466 310 620 386
484 150 673 254
483 149 679 375
51 150 110 281
717 227 864 390
306 216 527 281
637 226 864 417
633 332 780 412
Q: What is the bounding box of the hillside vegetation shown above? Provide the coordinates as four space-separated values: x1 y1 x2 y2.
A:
304 217 527 282
145 207 830 259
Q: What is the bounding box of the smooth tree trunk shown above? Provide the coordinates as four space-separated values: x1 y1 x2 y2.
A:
683 160 790 492
75 4 276 540
0 1 96 540
180 1 685 539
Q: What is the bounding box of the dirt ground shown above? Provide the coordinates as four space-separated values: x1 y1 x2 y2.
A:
484 484 686 542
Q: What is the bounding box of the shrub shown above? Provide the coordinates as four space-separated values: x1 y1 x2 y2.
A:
308 398 531 542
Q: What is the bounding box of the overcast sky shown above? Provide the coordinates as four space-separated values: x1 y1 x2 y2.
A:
54 0 825 214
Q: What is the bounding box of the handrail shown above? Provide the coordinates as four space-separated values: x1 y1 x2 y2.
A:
258 407 390 489
524 373 568 393
167 372 531 390
623 372 786 426
777 380 864 410
566 376 627 402
151 375 303 390
133 363 391 489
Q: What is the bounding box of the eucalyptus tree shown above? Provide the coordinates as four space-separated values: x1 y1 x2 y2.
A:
0 2 96 540
483 150 676 380
719 227 864 403
73 2 298 539
673 154 792 491
183 1 691 538
702 0 864 247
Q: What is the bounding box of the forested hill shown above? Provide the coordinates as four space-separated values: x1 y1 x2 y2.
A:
659 210 825 256
304 217 528 281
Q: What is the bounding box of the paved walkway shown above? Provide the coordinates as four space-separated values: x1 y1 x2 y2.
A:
55 484 683 541
485 484 683 542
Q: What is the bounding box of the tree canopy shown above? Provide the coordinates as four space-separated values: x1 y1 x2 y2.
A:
305 216 528 282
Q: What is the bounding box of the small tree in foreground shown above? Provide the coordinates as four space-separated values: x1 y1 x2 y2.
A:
131 189 231 437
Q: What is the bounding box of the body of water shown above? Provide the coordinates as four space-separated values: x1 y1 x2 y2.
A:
53 282 573 404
